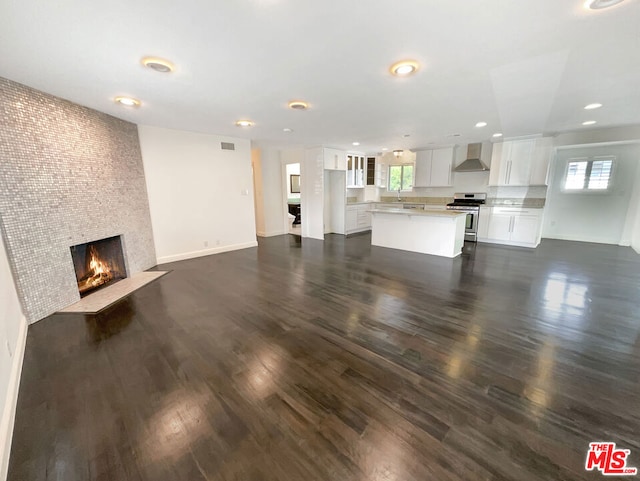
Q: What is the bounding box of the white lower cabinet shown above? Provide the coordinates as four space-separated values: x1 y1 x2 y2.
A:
510 215 540 244
346 208 358 232
487 213 514 242
345 204 372 234
479 207 543 248
477 206 491 239
356 205 371 228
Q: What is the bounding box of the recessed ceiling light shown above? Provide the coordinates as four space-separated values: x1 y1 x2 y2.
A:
584 103 603 110
389 60 419 77
493 133 503 138
381 147 388 151
447 133 462 137
283 128 293 133
288 100 309 110
402 134 411 138
141 57 174 73
235 119 254 127
584 0 625 9
582 120 597 125
475 121 488 128
114 96 140 107
352 142 360 146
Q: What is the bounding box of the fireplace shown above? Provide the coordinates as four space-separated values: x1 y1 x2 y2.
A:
70 236 127 297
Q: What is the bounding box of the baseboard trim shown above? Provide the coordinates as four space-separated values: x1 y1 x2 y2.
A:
0 315 28 481
542 234 623 245
157 241 259 264
303 235 325 241
257 230 286 238
477 238 539 249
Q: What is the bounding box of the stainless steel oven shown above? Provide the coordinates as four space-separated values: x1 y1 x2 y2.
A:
446 193 486 242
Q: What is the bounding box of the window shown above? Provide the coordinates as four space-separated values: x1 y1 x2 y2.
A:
564 157 613 191
388 164 414 191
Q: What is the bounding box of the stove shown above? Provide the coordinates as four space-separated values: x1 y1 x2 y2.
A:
446 193 486 242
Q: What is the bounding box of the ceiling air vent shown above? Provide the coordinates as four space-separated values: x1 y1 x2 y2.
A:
221 142 235 151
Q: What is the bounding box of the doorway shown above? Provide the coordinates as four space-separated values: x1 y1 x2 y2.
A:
285 163 301 235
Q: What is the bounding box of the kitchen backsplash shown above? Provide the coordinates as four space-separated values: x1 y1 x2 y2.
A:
379 196 452 205
349 185 547 206
487 185 547 199
485 185 547 207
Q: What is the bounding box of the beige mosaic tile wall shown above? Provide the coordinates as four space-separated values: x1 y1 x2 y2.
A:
0 77 156 323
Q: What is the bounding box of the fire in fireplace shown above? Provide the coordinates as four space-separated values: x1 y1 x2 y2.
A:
70 236 127 297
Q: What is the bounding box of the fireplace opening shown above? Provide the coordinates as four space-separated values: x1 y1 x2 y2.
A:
70 236 127 297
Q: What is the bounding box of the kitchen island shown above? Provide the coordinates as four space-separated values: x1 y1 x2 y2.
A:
370 208 467 258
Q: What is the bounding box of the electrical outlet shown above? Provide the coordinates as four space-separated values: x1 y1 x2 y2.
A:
216 239 221 246
204 241 209 247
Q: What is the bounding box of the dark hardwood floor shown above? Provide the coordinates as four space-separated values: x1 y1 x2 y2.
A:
8 234 640 481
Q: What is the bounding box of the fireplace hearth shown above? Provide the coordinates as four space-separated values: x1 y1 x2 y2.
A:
70 236 127 297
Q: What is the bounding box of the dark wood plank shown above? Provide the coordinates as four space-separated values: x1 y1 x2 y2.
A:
8 235 640 481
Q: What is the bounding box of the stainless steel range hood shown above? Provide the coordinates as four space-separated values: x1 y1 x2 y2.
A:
454 143 490 172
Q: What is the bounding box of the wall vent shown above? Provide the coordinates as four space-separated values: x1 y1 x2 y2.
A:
221 142 235 151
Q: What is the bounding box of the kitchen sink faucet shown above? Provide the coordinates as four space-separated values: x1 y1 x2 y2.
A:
397 188 402 202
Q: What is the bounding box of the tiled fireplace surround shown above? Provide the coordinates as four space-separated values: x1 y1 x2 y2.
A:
0 78 157 323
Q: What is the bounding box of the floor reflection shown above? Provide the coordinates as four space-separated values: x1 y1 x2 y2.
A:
524 341 556 419
84 299 135 344
138 388 213 465
543 272 589 316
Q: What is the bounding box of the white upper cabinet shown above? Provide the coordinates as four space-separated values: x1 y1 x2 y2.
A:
414 150 432 187
347 154 365 187
504 139 535 186
489 137 552 186
323 148 346 171
529 137 553 185
365 157 377 186
430 148 454 186
414 147 454 187
375 161 387 188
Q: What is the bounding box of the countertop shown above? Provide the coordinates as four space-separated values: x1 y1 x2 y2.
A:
369 208 466 218
347 200 448 207
347 199 546 209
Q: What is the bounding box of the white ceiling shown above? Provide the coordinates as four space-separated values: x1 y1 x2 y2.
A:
1 0 639 152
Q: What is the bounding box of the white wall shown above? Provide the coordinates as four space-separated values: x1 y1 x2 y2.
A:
302 148 325 240
252 148 286 237
251 148 266 236
139 125 257 263
554 126 640 147
629 160 640 254
542 143 640 245
632 204 640 254
0 234 27 481
324 170 346 234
